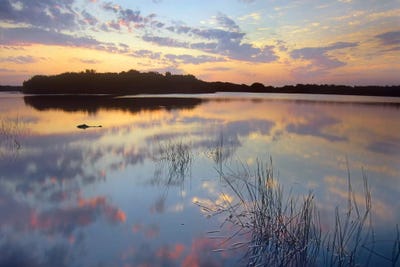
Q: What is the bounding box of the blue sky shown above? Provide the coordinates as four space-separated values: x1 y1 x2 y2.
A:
0 0 399 85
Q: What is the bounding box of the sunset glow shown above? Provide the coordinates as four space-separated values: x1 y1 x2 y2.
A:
1 0 399 86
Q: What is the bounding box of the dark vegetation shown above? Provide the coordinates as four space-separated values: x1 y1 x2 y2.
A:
21 69 400 97
0 85 22 92
22 69 213 94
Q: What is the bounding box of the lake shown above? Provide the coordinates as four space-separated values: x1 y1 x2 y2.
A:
0 92 399 266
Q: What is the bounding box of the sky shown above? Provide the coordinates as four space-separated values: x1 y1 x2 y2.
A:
0 0 399 86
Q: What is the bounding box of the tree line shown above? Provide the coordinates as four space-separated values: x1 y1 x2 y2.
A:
22 69 400 96
23 69 212 94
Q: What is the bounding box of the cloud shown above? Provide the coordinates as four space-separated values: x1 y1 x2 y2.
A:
80 10 98 26
276 40 288 51
130 49 162 60
190 19 245 41
164 54 226 65
0 3 276 63
0 27 128 54
375 31 400 45
204 67 232 71
0 27 101 47
215 12 240 31
142 35 189 48
102 1 121 13
119 8 144 24
101 2 159 30
198 14 278 62
0 55 40 64
76 58 102 64
375 31 400 51
0 68 17 72
0 0 155 35
291 42 358 69
290 41 358 78
107 20 121 30
145 13 278 63
0 0 78 30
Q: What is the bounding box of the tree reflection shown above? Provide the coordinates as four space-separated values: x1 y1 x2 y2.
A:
24 95 203 114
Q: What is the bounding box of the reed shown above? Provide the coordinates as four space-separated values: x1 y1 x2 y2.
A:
196 159 400 267
0 116 25 158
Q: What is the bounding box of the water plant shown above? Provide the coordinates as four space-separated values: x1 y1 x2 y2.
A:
196 159 400 267
0 116 25 158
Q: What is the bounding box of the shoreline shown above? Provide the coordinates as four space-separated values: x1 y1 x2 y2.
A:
2 70 400 97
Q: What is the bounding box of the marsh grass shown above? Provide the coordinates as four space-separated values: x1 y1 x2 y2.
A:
196 159 400 267
0 116 26 158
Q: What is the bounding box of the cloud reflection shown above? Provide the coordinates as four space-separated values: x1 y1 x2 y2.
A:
0 185 125 238
286 113 346 142
367 140 400 156
0 241 73 267
119 237 232 267
1 94 399 266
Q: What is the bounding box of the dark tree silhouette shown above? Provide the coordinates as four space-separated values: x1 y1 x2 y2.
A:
21 70 400 96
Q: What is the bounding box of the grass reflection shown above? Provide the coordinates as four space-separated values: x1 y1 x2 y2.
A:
149 140 193 214
205 132 236 176
152 140 193 188
196 159 400 267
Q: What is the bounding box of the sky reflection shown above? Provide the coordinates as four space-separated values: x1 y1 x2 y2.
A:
0 93 399 266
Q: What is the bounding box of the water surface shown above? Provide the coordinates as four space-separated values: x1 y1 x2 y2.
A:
0 92 399 266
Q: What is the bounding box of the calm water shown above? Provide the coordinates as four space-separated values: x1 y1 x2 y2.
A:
0 92 399 266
